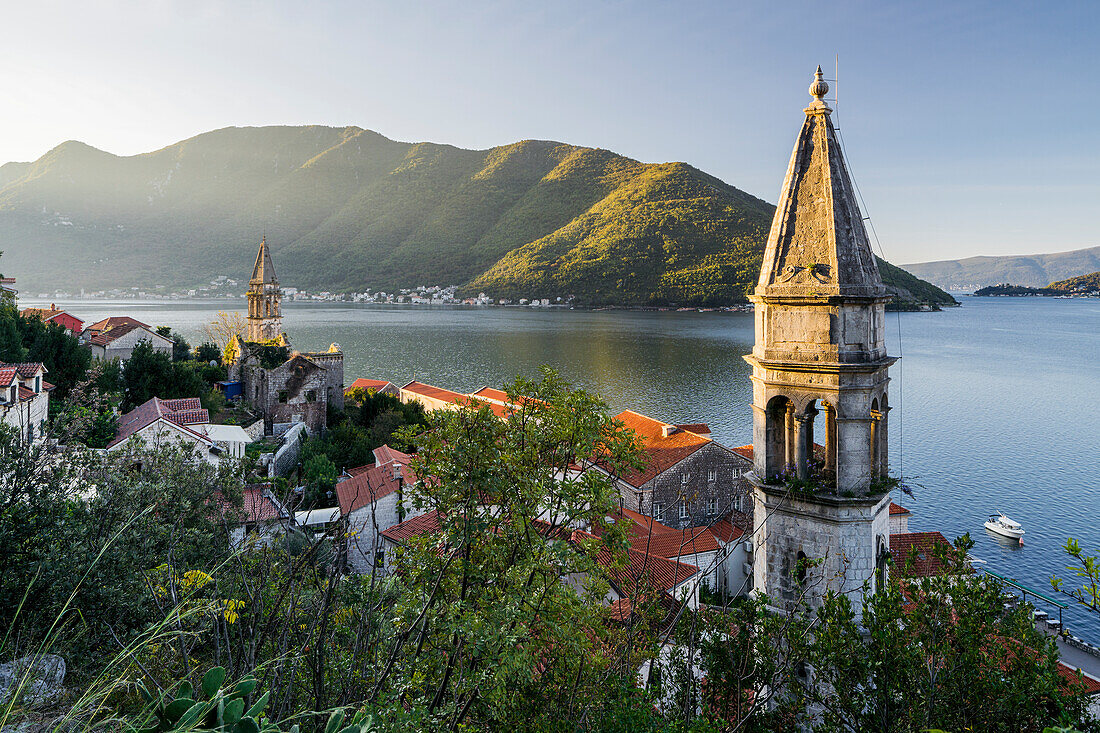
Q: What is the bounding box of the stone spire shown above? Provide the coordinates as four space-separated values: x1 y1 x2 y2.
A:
246 236 282 342
756 66 886 299
250 235 278 286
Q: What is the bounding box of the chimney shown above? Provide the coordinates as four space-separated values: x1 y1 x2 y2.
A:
661 424 678 438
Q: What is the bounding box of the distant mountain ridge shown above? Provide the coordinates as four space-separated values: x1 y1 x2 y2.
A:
0 125 952 306
902 246 1100 292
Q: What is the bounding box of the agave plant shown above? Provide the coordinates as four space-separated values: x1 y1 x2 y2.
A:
134 666 374 733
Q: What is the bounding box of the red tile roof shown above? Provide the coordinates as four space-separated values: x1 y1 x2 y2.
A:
215 486 285 524
580 530 700 597
631 526 720 559
345 378 394 394
615 410 713 487
891 531 951 577
1057 663 1100 696
401 380 468 403
676 423 711 435
707 518 745 544
108 396 211 449
0 366 18 388
85 316 150 332
590 507 679 542
732 444 753 461
380 510 443 543
336 445 416 515
890 502 911 515
471 386 508 403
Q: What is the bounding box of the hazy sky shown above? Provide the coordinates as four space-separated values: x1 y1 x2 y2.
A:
2 0 1096 263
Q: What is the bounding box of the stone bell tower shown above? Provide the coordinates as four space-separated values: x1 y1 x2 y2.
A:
747 68 896 617
246 236 283 342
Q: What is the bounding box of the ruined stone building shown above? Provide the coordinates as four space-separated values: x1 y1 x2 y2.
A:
227 237 344 434
747 68 896 620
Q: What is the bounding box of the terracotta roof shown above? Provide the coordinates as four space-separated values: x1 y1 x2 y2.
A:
401 380 468 403
214 485 285 524
344 464 372 477
890 531 951 577
732 444 754 461
631 526 720 559
108 396 211 449
614 410 713 487
889 502 910 515
676 423 710 435
471 386 508 403
336 445 416 515
580 530 700 597
590 507 679 542
1057 662 1100 696
85 315 149 332
374 444 413 466
345 378 394 394
0 366 17 388
381 510 443 543
14 363 45 378
707 518 745 544
22 307 63 320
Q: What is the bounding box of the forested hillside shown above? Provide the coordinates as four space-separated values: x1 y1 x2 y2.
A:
0 126 952 305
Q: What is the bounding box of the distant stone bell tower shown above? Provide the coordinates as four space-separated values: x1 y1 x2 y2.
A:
247 236 282 342
747 68 896 617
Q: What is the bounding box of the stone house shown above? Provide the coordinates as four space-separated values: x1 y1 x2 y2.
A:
106 396 252 465
0 362 52 444
611 410 753 531
336 445 424 574
81 317 173 361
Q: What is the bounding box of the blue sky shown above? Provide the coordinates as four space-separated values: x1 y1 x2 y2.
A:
2 0 1096 263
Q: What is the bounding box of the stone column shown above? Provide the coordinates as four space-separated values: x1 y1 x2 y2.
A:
794 413 813 480
785 403 796 472
824 404 837 474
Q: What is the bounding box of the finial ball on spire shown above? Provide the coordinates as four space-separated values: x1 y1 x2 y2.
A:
809 65 829 101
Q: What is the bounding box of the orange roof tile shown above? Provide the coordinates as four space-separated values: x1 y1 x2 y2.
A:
345 378 394 394
380 510 443 543
401 380 468 403
615 410 712 488
891 531 951 577
630 526 720 559
890 502 911 515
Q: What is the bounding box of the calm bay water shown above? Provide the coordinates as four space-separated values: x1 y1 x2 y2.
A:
35 296 1100 638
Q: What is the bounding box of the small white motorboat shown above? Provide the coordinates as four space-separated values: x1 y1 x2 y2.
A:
984 512 1025 543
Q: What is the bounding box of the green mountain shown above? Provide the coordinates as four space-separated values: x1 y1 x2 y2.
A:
1050 270 1100 292
0 125 952 306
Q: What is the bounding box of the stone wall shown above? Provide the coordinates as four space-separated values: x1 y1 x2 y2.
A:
303 351 345 410
242 418 265 440
752 480 890 622
269 422 307 478
623 443 753 530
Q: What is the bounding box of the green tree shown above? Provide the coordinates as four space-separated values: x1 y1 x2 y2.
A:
195 342 222 364
122 341 206 410
1052 539 1100 614
156 325 192 362
21 316 92 403
301 453 339 508
367 368 646 729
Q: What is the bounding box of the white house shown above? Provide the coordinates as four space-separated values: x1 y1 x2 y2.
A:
106 396 251 464
82 317 173 361
336 445 424 574
0 362 52 444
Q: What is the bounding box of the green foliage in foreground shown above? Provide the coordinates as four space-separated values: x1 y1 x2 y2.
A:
0 371 1094 732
